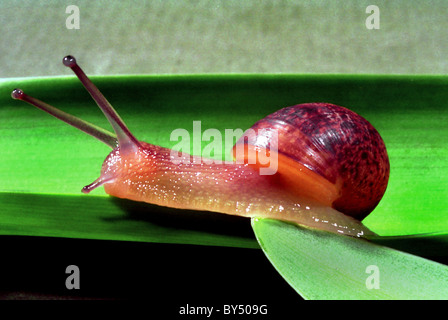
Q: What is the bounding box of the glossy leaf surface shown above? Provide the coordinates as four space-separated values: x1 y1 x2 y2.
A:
1 75 447 243
252 218 448 300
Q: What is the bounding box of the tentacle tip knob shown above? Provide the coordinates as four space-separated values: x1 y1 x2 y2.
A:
11 88 24 100
63 55 77 68
81 185 91 194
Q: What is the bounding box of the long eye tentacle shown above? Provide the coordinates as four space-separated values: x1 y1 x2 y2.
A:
82 175 116 194
63 55 141 154
11 88 118 148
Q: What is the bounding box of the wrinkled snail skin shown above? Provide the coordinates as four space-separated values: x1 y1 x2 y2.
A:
11 55 390 238
97 142 377 237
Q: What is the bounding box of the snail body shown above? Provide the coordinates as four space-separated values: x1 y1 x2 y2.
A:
12 56 390 238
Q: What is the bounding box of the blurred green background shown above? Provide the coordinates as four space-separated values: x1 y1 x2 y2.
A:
1 0 447 78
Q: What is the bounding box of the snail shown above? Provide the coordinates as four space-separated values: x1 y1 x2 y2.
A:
11 55 390 238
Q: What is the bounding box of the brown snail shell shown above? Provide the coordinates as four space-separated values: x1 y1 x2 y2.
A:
235 102 390 221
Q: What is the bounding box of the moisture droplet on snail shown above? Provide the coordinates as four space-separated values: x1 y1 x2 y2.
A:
12 56 390 238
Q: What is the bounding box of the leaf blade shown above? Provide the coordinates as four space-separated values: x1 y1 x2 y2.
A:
252 218 448 300
1 74 448 247
0 192 258 249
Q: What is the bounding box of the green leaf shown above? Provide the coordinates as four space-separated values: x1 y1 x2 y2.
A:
369 232 448 261
0 192 257 248
252 218 448 300
1 74 448 246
